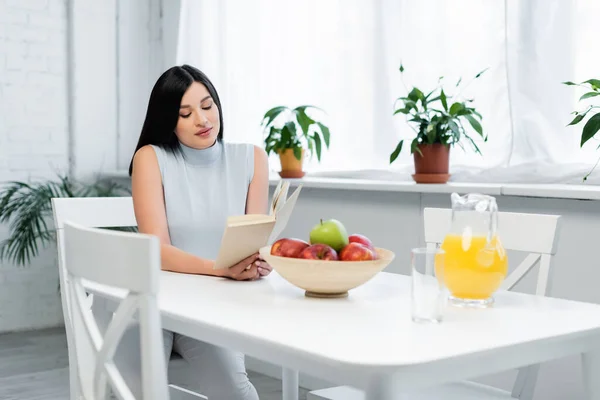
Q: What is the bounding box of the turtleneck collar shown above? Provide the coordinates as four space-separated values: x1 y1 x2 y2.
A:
179 139 223 166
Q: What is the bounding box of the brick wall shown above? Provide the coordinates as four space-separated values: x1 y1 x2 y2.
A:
0 0 69 332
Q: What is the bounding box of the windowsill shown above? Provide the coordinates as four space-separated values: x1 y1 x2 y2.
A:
100 170 600 201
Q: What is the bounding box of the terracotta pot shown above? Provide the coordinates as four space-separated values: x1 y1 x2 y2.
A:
278 148 305 178
412 144 450 183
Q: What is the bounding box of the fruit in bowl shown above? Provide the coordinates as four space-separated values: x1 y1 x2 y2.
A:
348 233 375 251
299 243 339 260
265 217 393 297
260 245 395 298
309 219 349 252
270 238 310 258
339 242 376 261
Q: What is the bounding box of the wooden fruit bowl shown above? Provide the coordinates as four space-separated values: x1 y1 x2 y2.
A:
259 246 395 298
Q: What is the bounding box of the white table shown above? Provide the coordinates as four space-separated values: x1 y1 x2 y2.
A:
86 271 600 400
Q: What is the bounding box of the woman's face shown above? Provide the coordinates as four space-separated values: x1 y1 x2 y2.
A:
175 81 220 149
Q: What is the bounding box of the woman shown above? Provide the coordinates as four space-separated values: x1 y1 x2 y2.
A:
123 64 272 399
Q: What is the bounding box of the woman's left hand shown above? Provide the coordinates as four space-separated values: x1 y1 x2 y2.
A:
256 258 272 277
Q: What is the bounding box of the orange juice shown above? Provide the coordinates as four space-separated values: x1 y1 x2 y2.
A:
440 234 508 300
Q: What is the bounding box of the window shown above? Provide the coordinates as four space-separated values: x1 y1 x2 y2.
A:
176 0 600 183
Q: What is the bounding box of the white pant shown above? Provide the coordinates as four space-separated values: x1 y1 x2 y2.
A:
114 326 259 400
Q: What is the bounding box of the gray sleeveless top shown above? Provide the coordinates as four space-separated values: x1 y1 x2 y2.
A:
150 140 255 260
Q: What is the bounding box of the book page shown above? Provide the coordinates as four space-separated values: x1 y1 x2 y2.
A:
270 180 284 215
227 214 275 227
213 181 302 270
270 180 289 216
274 181 290 215
268 184 302 244
213 218 276 269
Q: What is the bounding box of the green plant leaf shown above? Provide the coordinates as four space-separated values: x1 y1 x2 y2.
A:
475 68 489 78
263 126 277 151
462 131 483 155
464 114 483 136
568 114 586 126
449 102 464 115
455 77 462 87
580 92 600 101
584 79 600 90
562 81 577 86
426 123 436 144
440 89 448 111
281 122 296 146
316 122 330 147
410 138 421 155
408 88 424 103
261 106 288 127
389 140 403 164
313 133 322 161
581 113 600 147
425 89 437 100
469 109 483 119
404 100 418 111
294 107 314 137
448 120 461 142
399 64 404 73
294 104 324 114
393 108 411 115
293 146 302 161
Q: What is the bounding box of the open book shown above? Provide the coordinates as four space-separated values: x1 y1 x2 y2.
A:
212 180 302 270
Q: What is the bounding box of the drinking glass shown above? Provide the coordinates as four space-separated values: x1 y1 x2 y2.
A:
411 247 446 323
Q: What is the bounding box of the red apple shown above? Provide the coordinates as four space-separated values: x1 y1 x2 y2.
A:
340 242 376 261
348 233 375 251
299 243 339 261
271 238 310 258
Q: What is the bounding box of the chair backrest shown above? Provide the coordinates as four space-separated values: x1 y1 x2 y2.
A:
423 207 562 399
63 221 168 399
51 197 137 398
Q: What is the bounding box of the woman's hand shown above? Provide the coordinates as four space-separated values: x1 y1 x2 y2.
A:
256 257 272 277
219 253 261 281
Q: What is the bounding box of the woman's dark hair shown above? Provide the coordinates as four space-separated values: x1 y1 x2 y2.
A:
128 64 224 176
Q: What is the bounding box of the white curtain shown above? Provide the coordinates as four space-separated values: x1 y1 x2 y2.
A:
176 0 600 184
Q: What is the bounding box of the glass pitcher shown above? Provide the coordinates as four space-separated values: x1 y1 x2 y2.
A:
440 193 508 307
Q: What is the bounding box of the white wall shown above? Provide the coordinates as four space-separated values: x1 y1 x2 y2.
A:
116 0 164 172
68 0 118 180
267 186 600 400
0 0 69 332
0 0 166 333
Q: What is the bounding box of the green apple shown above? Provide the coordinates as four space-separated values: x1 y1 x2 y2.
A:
309 219 349 252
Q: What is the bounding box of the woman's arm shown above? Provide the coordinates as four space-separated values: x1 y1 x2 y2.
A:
245 145 270 214
131 145 221 276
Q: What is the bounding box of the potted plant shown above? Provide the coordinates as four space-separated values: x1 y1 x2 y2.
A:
0 175 132 266
389 64 488 183
563 78 600 181
261 105 331 178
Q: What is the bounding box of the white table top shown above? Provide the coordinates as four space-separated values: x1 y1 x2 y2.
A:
85 271 600 387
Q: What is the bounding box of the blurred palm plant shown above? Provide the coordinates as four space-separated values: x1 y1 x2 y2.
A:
0 174 133 266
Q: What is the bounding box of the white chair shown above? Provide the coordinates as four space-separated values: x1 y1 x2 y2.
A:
308 207 562 400
62 221 169 399
52 197 205 399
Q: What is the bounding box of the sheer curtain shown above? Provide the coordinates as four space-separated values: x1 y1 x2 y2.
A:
176 0 600 184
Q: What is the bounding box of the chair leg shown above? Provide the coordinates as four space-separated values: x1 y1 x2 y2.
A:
511 364 540 400
169 384 208 399
282 368 299 400
582 350 600 400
